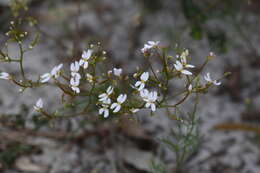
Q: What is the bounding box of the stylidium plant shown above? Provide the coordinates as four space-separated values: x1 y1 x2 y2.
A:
0 2 229 172
0 36 225 120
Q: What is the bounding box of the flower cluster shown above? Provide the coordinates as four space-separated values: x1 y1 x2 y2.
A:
0 39 223 121
98 86 128 118
40 64 63 83
69 49 93 93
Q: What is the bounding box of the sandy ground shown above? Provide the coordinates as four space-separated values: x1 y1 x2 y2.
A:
1 0 260 172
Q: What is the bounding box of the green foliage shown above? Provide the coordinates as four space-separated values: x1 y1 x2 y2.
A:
160 97 200 172
0 142 34 168
149 159 166 173
180 0 245 53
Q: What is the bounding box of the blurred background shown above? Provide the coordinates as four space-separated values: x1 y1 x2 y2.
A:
0 0 260 172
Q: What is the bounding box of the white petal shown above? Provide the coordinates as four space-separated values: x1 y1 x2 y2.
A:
110 103 118 109
81 49 93 60
99 108 104 115
151 103 156 112
135 81 142 87
113 105 121 113
141 72 149 81
138 83 145 91
40 73 51 83
104 109 109 118
82 49 93 60
56 64 63 70
140 89 149 98
74 87 80 93
151 91 158 101
117 94 127 103
70 63 75 71
113 68 122 76
188 84 192 91
79 59 84 66
36 98 43 108
83 62 89 69
0 72 10 80
182 70 192 75
106 86 114 95
99 93 107 98
102 98 111 104
186 64 195 68
131 109 140 113
174 61 183 71
213 81 221 86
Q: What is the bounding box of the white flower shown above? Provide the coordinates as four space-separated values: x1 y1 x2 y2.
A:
79 49 93 69
34 98 43 111
86 73 93 83
70 76 80 93
140 89 158 112
99 86 114 103
0 72 11 80
113 68 122 77
147 41 160 47
135 72 149 91
51 64 63 78
99 99 111 118
110 94 127 113
180 50 195 68
174 61 192 75
141 41 160 53
99 106 109 118
40 64 63 83
70 61 80 77
40 73 51 83
204 73 221 86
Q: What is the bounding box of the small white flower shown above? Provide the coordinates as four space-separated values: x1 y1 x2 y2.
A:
70 76 80 93
34 98 43 112
113 68 122 77
141 41 160 53
86 73 94 83
79 49 93 69
147 41 160 47
70 61 80 77
135 72 149 91
0 72 11 80
99 86 114 103
174 61 192 75
40 73 51 83
110 94 127 113
51 64 63 78
99 106 109 118
40 64 63 83
140 89 158 112
204 73 221 86
99 99 111 118
180 50 195 69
